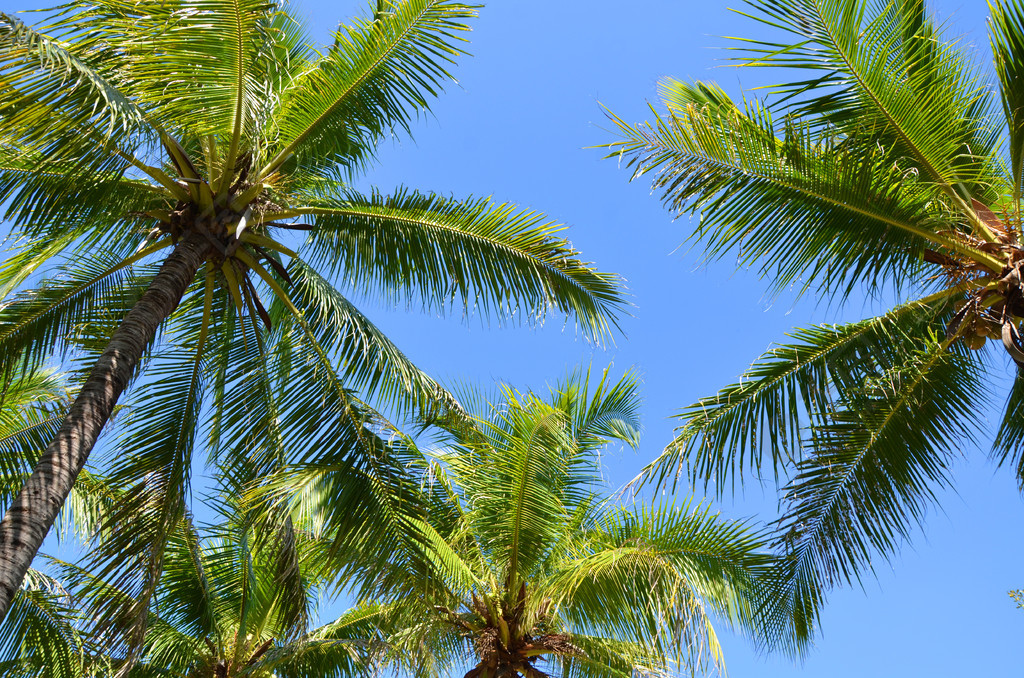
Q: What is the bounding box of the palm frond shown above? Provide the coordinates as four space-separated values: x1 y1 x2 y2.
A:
259 0 475 179
0 567 83 678
282 258 459 421
299 189 625 342
607 83 1002 299
0 248 168 380
991 368 1024 488
547 501 774 673
990 0 1024 199
78 309 212 658
764 340 983 647
733 0 1003 206
638 292 956 494
0 11 150 144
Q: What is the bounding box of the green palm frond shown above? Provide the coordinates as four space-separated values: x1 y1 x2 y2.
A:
248 603 390 678
548 501 773 674
453 398 576 584
0 568 83 678
550 366 643 450
554 634 666 678
767 341 982 640
608 83 1001 298
0 11 149 144
300 189 625 341
80 322 212 654
259 0 475 179
735 0 1002 205
639 293 956 494
992 370 1024 487
151 513 217 647
0 248 168 380
281 258 458 420
990 0 1024 198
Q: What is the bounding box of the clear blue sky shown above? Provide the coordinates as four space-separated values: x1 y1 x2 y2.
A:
12 0 1024 675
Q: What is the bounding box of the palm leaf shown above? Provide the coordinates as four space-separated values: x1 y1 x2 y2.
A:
258 0 475 179
299 189 625 341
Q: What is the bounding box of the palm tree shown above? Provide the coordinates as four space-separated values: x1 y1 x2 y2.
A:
608 0 1024 648
332 369 784 677
1 504 398 678
0 0 625 620
0 369 94 678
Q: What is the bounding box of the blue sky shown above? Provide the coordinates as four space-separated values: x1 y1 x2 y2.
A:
11 0 1024 675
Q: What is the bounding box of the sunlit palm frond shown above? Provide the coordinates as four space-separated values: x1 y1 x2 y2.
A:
260 0 475 179
608 82 1000 299
0 568 82 678
735 0 1003 205
0 252 165 381
300 189 625 341
637 292 957 495
990 0 1024 199
0 11 150 146
547 501 773 674
282 258 458 420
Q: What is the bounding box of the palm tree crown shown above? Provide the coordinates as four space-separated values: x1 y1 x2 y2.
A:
609 0 1024 649
0 0 625 621
350 370 783 677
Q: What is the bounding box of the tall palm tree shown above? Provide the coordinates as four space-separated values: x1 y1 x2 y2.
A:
0 369 92 678
331 369 785 677
0 0 625 620
608 0 1024 649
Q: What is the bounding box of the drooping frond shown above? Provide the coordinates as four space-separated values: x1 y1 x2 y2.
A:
638 292 956 494
765 341 983 646
0 568 83 678
991 369 1024 489
300 189 625 342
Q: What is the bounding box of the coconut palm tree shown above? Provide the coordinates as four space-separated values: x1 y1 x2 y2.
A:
0 0 625 620
0 370 785 678
1 503 396 678
0 369 95 678
608 0 1024 648
328 369 785 677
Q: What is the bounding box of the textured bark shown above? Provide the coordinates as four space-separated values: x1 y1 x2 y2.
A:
0 233 210 620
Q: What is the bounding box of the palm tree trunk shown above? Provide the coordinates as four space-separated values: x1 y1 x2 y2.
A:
0 233 210 620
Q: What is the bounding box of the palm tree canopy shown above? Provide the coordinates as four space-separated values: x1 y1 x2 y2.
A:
331 368 792 678
608 0 1024 652
0 0 625 627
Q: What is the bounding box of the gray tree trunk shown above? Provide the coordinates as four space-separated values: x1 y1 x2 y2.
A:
0 233 210 620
